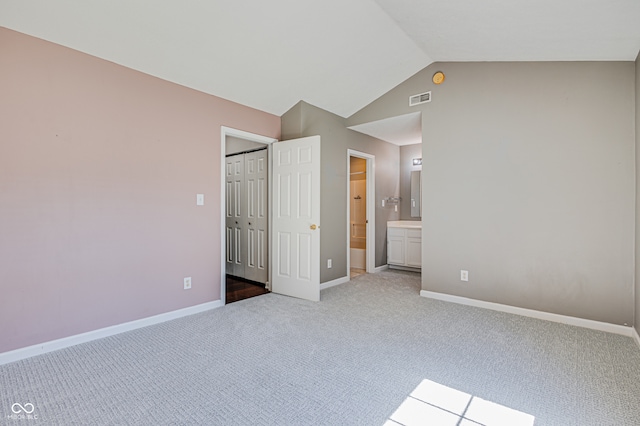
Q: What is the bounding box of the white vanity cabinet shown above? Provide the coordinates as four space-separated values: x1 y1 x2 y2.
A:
387 221 421 270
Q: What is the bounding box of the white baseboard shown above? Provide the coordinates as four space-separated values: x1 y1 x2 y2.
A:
389 265 421 273
420 290 633 337
320 276 350 290
633 327 640 350
320 266 390 290
0 300 223 366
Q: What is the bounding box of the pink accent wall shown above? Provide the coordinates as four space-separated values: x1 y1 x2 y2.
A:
0 27 281 353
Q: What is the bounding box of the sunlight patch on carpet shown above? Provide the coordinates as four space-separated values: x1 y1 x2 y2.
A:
385 379 535 426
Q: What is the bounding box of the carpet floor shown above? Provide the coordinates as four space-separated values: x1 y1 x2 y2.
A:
1 270 639 425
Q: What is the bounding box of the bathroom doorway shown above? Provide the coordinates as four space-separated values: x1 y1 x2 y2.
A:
347 150 375 279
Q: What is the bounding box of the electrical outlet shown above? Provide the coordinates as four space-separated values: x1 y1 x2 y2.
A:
327 259 332 268
184 277 192 290
460 270 469 282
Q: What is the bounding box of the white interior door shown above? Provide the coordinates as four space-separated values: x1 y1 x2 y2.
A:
271 136 321 301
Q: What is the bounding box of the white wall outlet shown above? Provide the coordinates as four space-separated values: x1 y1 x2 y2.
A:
460 270 469 282
327 259 332 268
381 199 385 207
184 277 192 289
394 204 398 212
196 194 204 206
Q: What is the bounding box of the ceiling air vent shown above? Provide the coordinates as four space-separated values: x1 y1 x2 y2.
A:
409 91 431 107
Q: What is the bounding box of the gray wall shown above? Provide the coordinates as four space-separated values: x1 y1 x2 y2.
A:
349 62 636 326
636 53 640 332
282 101 400 283
400 143 422 221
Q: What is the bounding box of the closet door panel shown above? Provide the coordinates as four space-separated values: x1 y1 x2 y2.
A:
225 158 236 276
225 149 268 283
236 156 246 278
226 154 245 278
245 149 268 284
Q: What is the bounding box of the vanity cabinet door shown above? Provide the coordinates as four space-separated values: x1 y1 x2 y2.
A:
406 235 422 267
387 228 406 265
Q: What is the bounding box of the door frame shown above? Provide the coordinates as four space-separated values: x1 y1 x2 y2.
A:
346 149 375 275
220 127 277 305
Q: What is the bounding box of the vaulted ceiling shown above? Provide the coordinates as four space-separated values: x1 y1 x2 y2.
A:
1 0 639 118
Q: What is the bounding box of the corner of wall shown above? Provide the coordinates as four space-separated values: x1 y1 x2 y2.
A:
281 101 304 140
635 50 640 332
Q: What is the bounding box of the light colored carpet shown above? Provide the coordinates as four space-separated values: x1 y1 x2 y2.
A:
1 270 639 425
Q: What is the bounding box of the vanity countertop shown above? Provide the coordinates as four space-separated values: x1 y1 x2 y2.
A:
387 220 422 229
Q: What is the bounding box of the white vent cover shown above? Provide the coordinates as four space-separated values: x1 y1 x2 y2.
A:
409 91 431 106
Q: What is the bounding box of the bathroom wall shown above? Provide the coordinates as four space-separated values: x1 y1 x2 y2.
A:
350 156 367 250
399 143 422 220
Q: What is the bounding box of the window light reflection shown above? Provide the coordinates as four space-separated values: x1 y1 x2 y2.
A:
385 379 535 426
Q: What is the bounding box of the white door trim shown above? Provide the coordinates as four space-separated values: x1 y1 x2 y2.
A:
220 127 277 305
346 150 375 275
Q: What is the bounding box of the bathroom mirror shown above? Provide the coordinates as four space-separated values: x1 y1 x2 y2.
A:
410 170 421 218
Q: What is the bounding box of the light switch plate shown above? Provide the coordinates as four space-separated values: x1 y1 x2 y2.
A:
196 194 204 206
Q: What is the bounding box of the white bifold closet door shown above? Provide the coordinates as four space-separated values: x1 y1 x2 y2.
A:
225 149 268 284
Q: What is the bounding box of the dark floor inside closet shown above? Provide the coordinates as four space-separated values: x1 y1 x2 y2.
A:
225 275 269 304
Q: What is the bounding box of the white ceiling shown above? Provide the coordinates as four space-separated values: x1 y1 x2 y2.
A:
375 0 640 62
1 0 639 118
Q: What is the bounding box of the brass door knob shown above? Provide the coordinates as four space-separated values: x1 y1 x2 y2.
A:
310 224 317 230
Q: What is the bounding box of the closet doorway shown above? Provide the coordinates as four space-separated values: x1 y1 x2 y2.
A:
221 128 277 304
347 150 375 279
